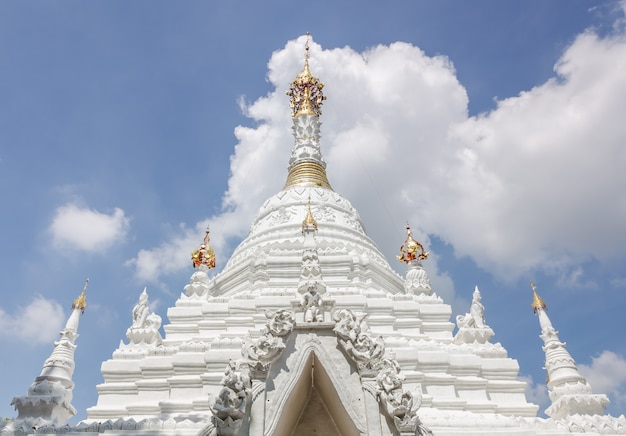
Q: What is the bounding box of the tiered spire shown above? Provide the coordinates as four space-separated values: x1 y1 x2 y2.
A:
8 280 89 430
398 224 432 295
191 225 216 269
530 281 609 421
397 224 429 263
284 34 332 190
298 197 334 322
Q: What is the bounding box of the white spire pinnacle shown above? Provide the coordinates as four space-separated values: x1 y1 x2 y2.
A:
6 281 88 431
531 282 610 422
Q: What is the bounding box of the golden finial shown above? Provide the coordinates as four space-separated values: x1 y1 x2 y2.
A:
72 278 89 314
304 32 310 69
397 224 429 263
530 280 547 313
302 196 318 233
286 33 326 118
191 225 216 269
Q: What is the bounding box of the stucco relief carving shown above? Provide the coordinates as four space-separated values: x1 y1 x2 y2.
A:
454 287 494 344
314 203 336 222
211 360 251 436
121 289 163 349
376 359 433 436
268 206 295 226
242 310 295 372
333 309 385 374
299 284 324 322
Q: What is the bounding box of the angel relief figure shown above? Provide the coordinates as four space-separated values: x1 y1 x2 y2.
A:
300 282 324 322
130 288 161 330
456 287 487 329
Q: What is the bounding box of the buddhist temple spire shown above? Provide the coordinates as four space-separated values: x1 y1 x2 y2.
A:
530 280 546 313
301 196 318 234
8 280 89 431
530 281 609 423
191 225 216 270
397 224 429 263
399 224 432 295
284 34 332 190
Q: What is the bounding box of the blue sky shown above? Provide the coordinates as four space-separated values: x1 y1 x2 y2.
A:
1 0 626 421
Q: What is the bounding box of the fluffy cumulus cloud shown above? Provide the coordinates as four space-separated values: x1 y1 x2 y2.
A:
50 203 130 252
130 12 626 290
443 30 626 279
579 351 626 408
0 297 66 344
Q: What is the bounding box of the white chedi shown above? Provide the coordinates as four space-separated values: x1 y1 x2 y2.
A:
1 281 88 433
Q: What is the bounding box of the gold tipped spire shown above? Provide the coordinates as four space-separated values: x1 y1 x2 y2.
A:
530 280 547 313
286 33 326 118
191 225 216 269
397 224 429 263
302 196 318 233
72 278 89 314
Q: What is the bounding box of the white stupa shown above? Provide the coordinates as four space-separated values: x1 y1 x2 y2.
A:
2 280 89 434
2 36 625 435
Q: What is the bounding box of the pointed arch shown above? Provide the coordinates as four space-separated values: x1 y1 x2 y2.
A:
262 332 367 436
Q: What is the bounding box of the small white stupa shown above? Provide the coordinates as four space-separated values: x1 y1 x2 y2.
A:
2 280 89 434
531 281 626 433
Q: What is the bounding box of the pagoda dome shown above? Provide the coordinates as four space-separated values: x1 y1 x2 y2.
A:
211 185 404 298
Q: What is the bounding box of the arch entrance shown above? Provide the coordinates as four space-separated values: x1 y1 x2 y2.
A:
261 330 367 436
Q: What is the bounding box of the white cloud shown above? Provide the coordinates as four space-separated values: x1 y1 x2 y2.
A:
0 297 66 344
579 350 626 407
50 203 130 252
130 11 626 289
443 29 626 279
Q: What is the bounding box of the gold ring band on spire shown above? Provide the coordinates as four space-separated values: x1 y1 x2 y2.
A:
284 161 332 190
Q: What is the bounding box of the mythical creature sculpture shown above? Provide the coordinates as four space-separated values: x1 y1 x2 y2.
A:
334 309 385 373
266 309 296 337
243 310 295 372
242 334 286 371
300 283 324 322
211 360 251 436
131 289 162 329
124 288 163 347
376 359 432 436
454 286 494 345
456 287 486 329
